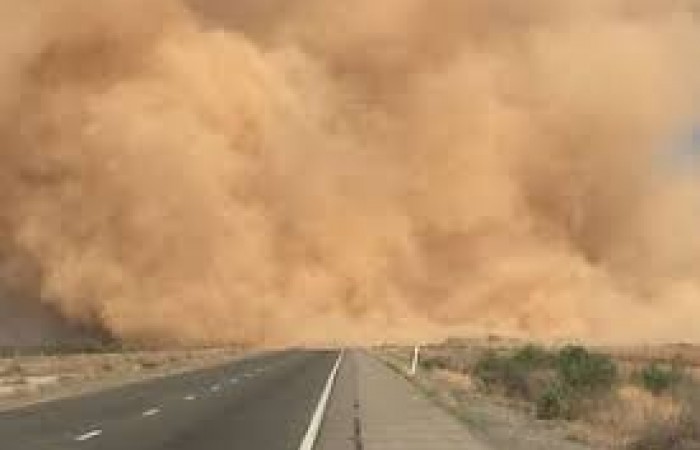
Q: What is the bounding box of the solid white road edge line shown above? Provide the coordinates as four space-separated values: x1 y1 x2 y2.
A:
298 351 344 450
75 429 103 441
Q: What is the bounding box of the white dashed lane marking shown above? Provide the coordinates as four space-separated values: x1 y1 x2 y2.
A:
142 408 161 417
75 430 103 441
70 365 278 444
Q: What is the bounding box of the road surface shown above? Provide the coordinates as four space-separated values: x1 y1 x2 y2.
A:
0 350 338 450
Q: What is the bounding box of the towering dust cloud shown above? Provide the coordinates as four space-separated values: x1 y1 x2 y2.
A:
0 0 699 346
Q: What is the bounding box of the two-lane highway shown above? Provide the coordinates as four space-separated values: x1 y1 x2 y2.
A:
0 350 339 450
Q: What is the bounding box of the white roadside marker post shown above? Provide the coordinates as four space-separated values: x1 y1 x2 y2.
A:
409 345 420 376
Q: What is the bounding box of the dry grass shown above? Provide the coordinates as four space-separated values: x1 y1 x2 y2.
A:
573 385 681 447
383 340 700 449
0 347 243 410
625 381 700 450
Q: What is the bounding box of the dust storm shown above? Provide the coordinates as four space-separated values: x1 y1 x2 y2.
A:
0 0 699 346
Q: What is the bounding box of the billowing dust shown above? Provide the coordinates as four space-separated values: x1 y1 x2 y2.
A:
1 0 699 346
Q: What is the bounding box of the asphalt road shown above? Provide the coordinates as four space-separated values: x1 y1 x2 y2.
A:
0 350 339 450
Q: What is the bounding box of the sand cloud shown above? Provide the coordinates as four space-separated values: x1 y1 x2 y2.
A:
0 0 699 346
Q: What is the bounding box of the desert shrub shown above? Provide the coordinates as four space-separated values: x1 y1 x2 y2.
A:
639 363 682 396
473 350 505 384
474 350 525 396
473 344 618 420
549 346 617 420
420 355 450 371
556 346 617 394
474 346 553 400
474 351 519 391
537 381 575 420
513 344 554 369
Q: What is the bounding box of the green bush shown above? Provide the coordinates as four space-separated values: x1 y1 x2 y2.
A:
474 351 524 396
556 346 617 393
537 382 574 420
473 344 618 421
512 344 554 369
639 363 682 396
474 347 552 400
420 355 449 371
473 350 508 384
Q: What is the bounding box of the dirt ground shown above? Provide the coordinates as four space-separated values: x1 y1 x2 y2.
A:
0 347 245 411
379 346 591 450
378 339 700 450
